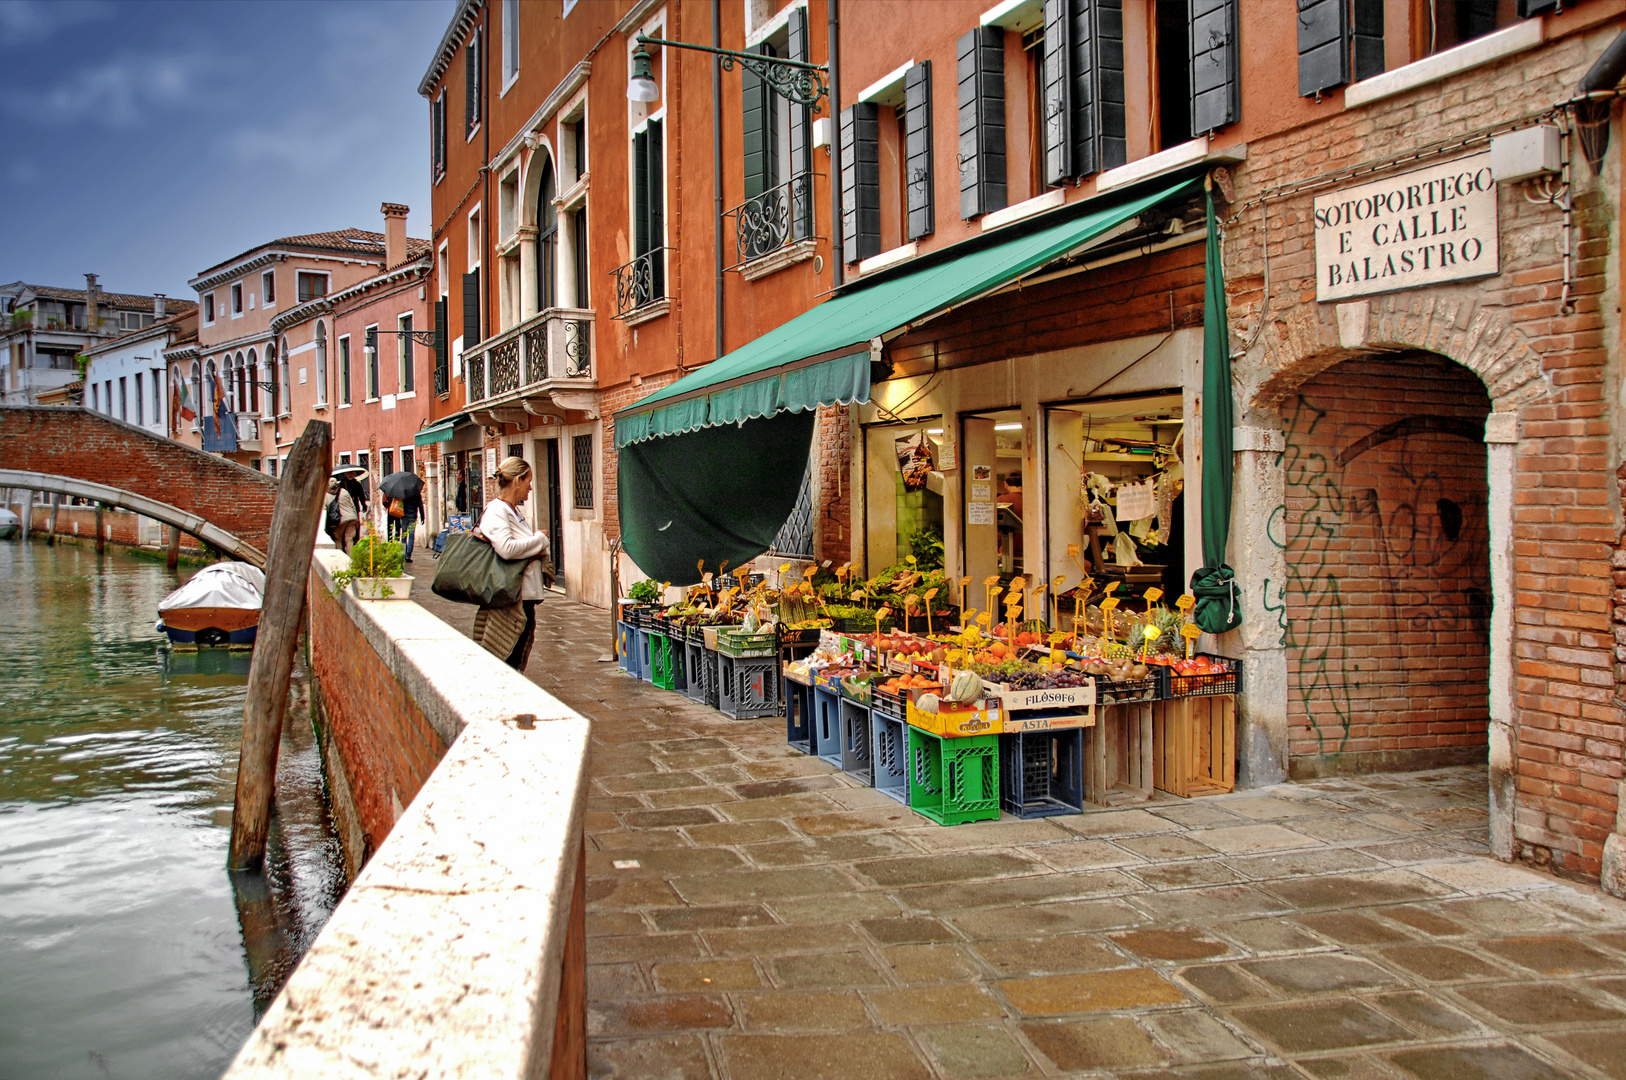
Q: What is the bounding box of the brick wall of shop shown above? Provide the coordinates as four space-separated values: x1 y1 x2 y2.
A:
600 375 676 540
307 575 448 872
1225 21 1621 876
1280 355 1493 771
816 403 852 564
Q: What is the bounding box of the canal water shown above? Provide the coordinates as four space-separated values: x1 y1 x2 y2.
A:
0 540 346 1079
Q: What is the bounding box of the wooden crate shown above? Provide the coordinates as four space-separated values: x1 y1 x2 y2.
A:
1083 702 1153 806
1152 695 1237 797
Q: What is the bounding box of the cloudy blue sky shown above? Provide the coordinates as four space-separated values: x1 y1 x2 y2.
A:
0 0 454 298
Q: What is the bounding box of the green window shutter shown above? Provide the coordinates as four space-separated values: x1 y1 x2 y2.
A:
840 103 881 264
957 25 1006 219
904 61 934 241
434 298 448 394
1043 0 1073 186
462 269 481 346
787 6 814 240
1296 0 1347 97
1189 0 1238 136
1094 0 1126 170
634 129 650 259
742 43 778 200
1351 0 1385 82
647 119 665 298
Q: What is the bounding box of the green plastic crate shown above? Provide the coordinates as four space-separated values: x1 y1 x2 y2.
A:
649 631 676 690
716 627 777 658
907 728 1000 826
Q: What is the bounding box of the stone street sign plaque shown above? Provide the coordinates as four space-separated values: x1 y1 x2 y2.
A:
1314 151 1499 302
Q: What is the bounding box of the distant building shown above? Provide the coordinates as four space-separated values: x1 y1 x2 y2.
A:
0 279 193 406
80 305 201 438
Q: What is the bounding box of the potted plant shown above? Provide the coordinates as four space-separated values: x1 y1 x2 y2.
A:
331 529 411 600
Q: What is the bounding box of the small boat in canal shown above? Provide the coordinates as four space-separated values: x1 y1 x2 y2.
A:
0 507 19 539
156 562 265 648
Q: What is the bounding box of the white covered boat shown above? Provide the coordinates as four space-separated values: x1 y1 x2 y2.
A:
156 562 265 648
0 507 19 540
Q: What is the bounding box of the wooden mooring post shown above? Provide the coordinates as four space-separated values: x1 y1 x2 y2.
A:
46 492 61 545
95 503 105 553
166 525 181 569
228 420 331 871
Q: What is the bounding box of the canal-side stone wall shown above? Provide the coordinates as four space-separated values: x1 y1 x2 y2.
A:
223 548 591 1080
22 504 207 553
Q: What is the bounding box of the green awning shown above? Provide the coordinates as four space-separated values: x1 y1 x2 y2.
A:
414 415 462 447
615 175 1201 449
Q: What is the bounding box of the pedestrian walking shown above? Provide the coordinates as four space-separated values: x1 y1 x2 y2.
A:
379 469 426 564
327 478 360 553
475 457 550 670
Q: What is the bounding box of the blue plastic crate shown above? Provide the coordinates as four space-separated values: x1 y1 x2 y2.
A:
870 711 908 803
718 654 781 719
683 640 709 703
617 621 641 678
839 699 873 785
636 629 653 682
785 677 815 753
812 686 843 767
999 729 1085 818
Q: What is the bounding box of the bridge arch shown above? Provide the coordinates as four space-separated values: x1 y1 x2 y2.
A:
0 407 278 566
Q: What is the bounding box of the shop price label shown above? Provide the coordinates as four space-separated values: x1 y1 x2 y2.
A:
1143 587 1164 604
1100 597 1120 613
982 575 1001 586
975 611 992 627
1104 581 1120 595
1181 623 1203 640
1176 593 1195 612
924 588 938 602
1067 543 1080 558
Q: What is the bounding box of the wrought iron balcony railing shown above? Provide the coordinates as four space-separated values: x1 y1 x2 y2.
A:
610 248 668 319
725 172 816 270
463 307 594 406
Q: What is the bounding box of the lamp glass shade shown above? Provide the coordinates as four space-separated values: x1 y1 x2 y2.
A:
627 47 659 102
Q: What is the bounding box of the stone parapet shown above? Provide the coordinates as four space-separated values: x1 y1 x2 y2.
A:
222 549 591 1079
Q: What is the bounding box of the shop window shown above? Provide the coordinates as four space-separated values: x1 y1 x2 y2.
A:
572 432 593 510
863 420 946 579
962 412 1026 589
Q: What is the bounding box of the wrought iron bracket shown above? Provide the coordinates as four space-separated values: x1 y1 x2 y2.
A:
367 328 441 350
635 34 829 111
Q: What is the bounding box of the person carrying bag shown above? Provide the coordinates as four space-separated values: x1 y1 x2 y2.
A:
432 457 550 670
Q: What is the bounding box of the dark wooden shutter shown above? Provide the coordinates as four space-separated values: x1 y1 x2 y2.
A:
787 7 813 240
742 44 778 201
904 61 935 241
840 103 881 264
1351 0 1384 82
1296 0 1346 97
633 128 650 259
462 270 481 346
465 28 481 135
434 298 448 394
1043 0 1073 186
1518 0 1559 14
573 206 589 307
637 121 656 296
431 95 445 178
1095 0 1126 170
1190 0 1239 135
1070 0 1103 177
957 26 1006 220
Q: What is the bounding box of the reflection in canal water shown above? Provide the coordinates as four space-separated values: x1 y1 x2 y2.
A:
0 540 346 1079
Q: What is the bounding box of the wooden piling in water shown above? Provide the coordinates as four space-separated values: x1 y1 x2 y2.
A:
229 419 331 871
166 525 181 569
46 492 61 545
95 504 105 553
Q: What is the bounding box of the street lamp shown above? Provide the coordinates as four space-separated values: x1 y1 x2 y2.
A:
628 33 829 111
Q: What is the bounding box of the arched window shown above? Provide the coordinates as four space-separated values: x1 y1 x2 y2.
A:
314 321 328 405
279 337 290 416
246 348 259 414
262 343 275 417
537 156 557 311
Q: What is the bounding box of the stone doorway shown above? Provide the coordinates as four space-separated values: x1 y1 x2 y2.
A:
1276 352 1493 779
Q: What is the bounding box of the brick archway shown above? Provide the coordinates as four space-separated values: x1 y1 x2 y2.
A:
0 407 277 564
1247 287 1551 414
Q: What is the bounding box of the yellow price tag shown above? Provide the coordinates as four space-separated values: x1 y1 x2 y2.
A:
959 575 972 588
975 611 992 627
1007 605 1023 621
924 588 939 601
876 606 892 620
1048 631 1068 646
905 595 921 610
1104 581 1120 595
1066 543 1081 558
1100 597 1121 612
1181 623 1203 639
983 575 1001 586
1176 593 1196 612
803 564 818 578
907 554 917 566
702 572 714 586
778 562 792 574
1143 587 1164 604
1009 576 1027 594
1143 626 1161 640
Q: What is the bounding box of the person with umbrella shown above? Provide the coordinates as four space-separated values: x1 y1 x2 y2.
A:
328 465 368 553
379 468 425 563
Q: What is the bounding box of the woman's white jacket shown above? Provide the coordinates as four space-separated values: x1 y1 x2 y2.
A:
479 499 550 601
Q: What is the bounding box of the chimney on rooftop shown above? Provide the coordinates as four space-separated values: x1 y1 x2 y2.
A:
154 293 166 318
85 273 99 333
382 203 409 269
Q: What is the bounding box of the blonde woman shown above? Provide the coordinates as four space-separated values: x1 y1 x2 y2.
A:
476 456 551 669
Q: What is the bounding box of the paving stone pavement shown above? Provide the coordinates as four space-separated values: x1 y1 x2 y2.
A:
414 588 1626 1080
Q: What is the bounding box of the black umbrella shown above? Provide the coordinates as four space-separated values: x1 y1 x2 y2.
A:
331 465 367 478
379 471 424 502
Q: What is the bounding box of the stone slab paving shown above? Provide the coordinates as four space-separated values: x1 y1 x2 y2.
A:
414 589 1626 1080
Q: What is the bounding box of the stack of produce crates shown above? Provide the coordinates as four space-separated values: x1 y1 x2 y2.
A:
716 627 780 719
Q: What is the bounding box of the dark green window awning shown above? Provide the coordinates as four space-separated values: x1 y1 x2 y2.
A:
614 175 1200 449
414 414 465 447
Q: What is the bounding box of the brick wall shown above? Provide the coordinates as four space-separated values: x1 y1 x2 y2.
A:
307 577 448 869
816 403 852 564
0 406 277 553
1281 354 1492 773
1226 22 1621 877
599 374 676 540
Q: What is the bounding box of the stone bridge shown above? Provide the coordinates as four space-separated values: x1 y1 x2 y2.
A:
0 407 277 565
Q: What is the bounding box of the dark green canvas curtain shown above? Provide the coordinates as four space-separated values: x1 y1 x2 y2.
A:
1191 182 1241 635
619 411 815 585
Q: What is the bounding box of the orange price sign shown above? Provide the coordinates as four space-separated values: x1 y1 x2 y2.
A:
1176 593 1195 613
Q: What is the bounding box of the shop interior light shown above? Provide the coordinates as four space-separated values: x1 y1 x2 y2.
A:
627 47 660 102
926 428 943 434
994 422 1023 431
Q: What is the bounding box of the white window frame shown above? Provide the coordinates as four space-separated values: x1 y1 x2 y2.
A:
314 321 329 407
262 270 276 308
338 334 352 407
563 0 578 17
231 283 243 317
397 311 416 396
438 241 451 298
202 293 215 325
501 0 521 93
364 322 380 401
296 271 331 304
467 204 483 272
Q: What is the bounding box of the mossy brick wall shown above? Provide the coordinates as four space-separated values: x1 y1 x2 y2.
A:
307 579 448 865
0 406 277 553
1228 21 1622 876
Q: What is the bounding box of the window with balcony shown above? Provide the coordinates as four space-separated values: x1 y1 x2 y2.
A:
614 119 665 317
296 272 328 303
537 157 558 311
731 8 814 268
